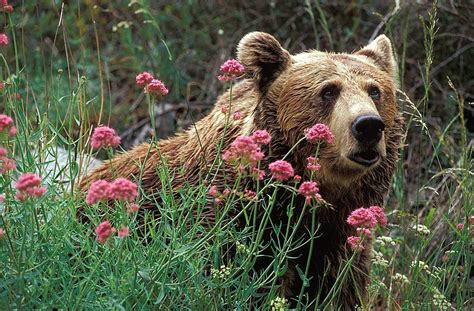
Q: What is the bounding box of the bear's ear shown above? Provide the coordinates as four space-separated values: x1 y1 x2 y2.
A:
355 35 396 76
237 32 291 91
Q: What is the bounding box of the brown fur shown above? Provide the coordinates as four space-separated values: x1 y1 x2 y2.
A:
79 32 403 309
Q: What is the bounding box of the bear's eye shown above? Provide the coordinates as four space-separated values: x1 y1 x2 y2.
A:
320 85 340 101
368 86 381 101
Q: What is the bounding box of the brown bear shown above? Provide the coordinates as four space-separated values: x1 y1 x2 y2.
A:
79 32 403 308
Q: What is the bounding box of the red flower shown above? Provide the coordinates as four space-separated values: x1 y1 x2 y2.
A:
347 207 377 228
0 33 8 46
222 135 264 177
0 114 13 132
305 123 335 144
347 236 364 251
0 157 15 173
251 130 271 145
145 79 169 96
15 173 46 201
135 72 154 87
298 181 321 204
269 160 294 182
306 156 321 171
108 178 138 202
218 59 245 81
86 180 111 205
95 220 116 244
91 126 121 150
369 206 387 226
118 225 129 237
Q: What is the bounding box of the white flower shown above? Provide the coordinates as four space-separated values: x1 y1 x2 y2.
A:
411 224 430 235
375 236 396 247
270 297 288 311
372 250 389 267
392 273 410 285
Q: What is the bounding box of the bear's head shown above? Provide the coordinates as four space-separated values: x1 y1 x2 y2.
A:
237 32 399 188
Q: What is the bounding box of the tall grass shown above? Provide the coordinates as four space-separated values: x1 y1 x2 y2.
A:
0 1 472 310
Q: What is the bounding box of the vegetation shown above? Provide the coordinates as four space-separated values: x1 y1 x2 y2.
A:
0 1 472 309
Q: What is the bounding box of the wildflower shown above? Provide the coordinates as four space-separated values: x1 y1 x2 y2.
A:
305 123 335 144
8 126 16 136
306 156 321 171
356 227 371 236
372 250 388 267
2 5 13 12
218 59 245 81
95 220 116 244
0 156 15 173
469 216 474 226
108 178 138 202
236 241 250 254
293 175 301 182
411 224 430 235
127 203 139 213
347 208 377 228
375 236 396 247
220 105 229 114
0 228 3 240
0 81 4 91
432 289 451 310
222 188 231 197
251 130 271 145
369 206 387 226
298 181 321 204
0 33 8 46
208 185 218 197
270 297 288 311
0 114 13 132
244 189 257 201
86 180 111 205
0 193 4 202
232 111 242 120
347 236 364 251
15 173 46 201
269 160 294 182
91 126 121 150
118 225 129 237
222 135 264 176
145 79 169 96
135 71 154 87
0 147 6 157
410 260 430 272
210 264 232 280
456 223 464 230
392 273 410 285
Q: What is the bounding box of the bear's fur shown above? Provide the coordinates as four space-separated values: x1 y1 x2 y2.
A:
79 32 403 308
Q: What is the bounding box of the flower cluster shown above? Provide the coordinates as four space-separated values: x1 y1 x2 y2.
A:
269 160 294 181
136 71 169 96
210 264 232 280
222 132 269 179
270 297 288 311
86 178 138 205
298 181 321 204
346 206 387 251
218 59 245 81
306 156 321 171
0 114 16 136
95 220 116 244
15 173 47 201
0 0 13 12
0 33 8 46
91 126 121 150
251 130 271 145
411 224 430 236
207 185 231 205
305 123 335 144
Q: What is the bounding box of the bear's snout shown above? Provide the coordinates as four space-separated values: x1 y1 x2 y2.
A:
348 114 385 167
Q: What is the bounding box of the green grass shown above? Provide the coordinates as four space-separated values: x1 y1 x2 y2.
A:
0 1 472 310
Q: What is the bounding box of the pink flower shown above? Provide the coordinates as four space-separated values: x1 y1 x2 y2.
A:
127 203 139 213
95 220 116 244
218 59 245 81
0 33 8 46
269 160 294 182
456 223 464 230
347 236 364 251
251 130 271 145
86 180 111 205
208 185 218 197
2 5 13 12
347 207 377 228
108 178 138 202
145 79 169 96
0 147 7 157
91 126 121 150
369 206 387 226
0 81 4 91
244 189 257 201
293 175 301 182
356 227 372 236
0 228 4 240
0 194 4 202
222 135 264 176
220 105 229 114
298 181 321 204
305 123 335 144
232 111 242 120
307 156 321 171
118 225 129 237
222 188 231 197
135 72 154 87
0 157 15 173
8 126 16 136
0 114 13 132
15 173 46 201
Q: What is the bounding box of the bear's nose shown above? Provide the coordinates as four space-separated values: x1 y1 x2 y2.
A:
351 115 385 145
